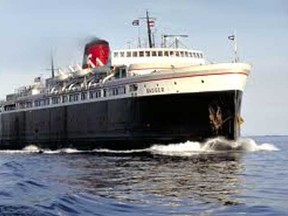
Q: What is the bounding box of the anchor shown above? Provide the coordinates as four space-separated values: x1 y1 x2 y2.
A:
208 105 223 135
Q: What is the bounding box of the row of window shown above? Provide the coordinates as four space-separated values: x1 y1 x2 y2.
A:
15 86 128 109
113 50 203 59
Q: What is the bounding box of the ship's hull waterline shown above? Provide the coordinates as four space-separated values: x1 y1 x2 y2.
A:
0 90 242 150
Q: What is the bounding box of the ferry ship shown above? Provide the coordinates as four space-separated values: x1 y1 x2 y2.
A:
0 12 251 150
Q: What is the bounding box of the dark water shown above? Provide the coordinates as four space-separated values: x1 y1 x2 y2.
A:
0 136 287 215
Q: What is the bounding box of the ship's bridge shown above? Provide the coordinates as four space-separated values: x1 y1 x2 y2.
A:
111 48 205 66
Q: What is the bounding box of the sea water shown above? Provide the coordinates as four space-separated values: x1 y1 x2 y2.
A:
0 136 287 215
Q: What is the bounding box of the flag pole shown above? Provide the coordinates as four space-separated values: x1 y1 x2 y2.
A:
132 19 141 48
228 31 239 63
138 24 141 48
234 30 239 62
138 11 156 48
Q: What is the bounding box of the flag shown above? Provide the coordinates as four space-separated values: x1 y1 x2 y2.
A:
149 20 155 28
132 19 139 26
228 35 235 40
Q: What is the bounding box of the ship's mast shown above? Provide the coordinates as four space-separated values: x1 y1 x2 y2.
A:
51 53 55 78
146 10 153 48
47 51 56 79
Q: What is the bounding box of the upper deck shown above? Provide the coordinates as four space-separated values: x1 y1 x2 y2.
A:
111 48 205 66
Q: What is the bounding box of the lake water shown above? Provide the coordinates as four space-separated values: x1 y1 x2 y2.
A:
0 136 287 215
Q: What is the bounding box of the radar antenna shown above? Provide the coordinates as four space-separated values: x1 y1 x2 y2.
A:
162 34 188 48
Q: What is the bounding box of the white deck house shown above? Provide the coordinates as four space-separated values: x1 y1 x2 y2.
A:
111 48 205 75
111 48 205 66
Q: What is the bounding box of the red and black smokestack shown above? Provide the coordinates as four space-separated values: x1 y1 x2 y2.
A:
82 38 110 69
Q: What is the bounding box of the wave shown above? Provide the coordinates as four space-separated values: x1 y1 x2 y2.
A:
0 145 41 154
0 137 279 155
149 137 279 157
0 145 87 154
92 148 148 154
234 138 279 152
43 148 85 154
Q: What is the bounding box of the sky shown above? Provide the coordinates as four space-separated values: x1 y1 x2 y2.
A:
0 0 287 135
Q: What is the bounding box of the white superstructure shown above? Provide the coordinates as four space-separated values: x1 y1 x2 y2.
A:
111 48 205 76
112 48 205 66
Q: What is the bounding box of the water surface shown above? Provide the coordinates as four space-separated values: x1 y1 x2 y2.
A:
0 136 287 215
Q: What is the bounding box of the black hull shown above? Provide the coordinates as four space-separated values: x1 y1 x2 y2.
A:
0 90 243 150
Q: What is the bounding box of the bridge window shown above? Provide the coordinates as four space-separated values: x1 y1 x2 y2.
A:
158 51 163 56
81 92 87 100
69 94 79 102
129 84 138 92
89 90 101 99
110 88 118 96
52 97 60 104
133 51 138 57
4 104 16 111
120 52 125 57
62 95 68 103
189 52 193 57
89 91 93 99
113 52 119 58
145 51 150 57
34 100 40 107
126 51 131 57
139 51 144 57
45 98 50 105
118 86 126 94
18 103 25 109
176 51 180 57
180 51 184 57
152 51 157 56
170 51 175 56
26 102 32 108
96 91 101 98
185 51 188 57
164 51 169 56
120 68 127 78
40 99 45 106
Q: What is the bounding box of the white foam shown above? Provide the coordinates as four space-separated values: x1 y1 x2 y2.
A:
236 138 279 152
0 146 87 154
92 148 148 154
148 137 279 156
23 145 41 153
0 145 41 154
0 149 29 154
150 141 204 156
42 148 86 154
0 137 279 155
